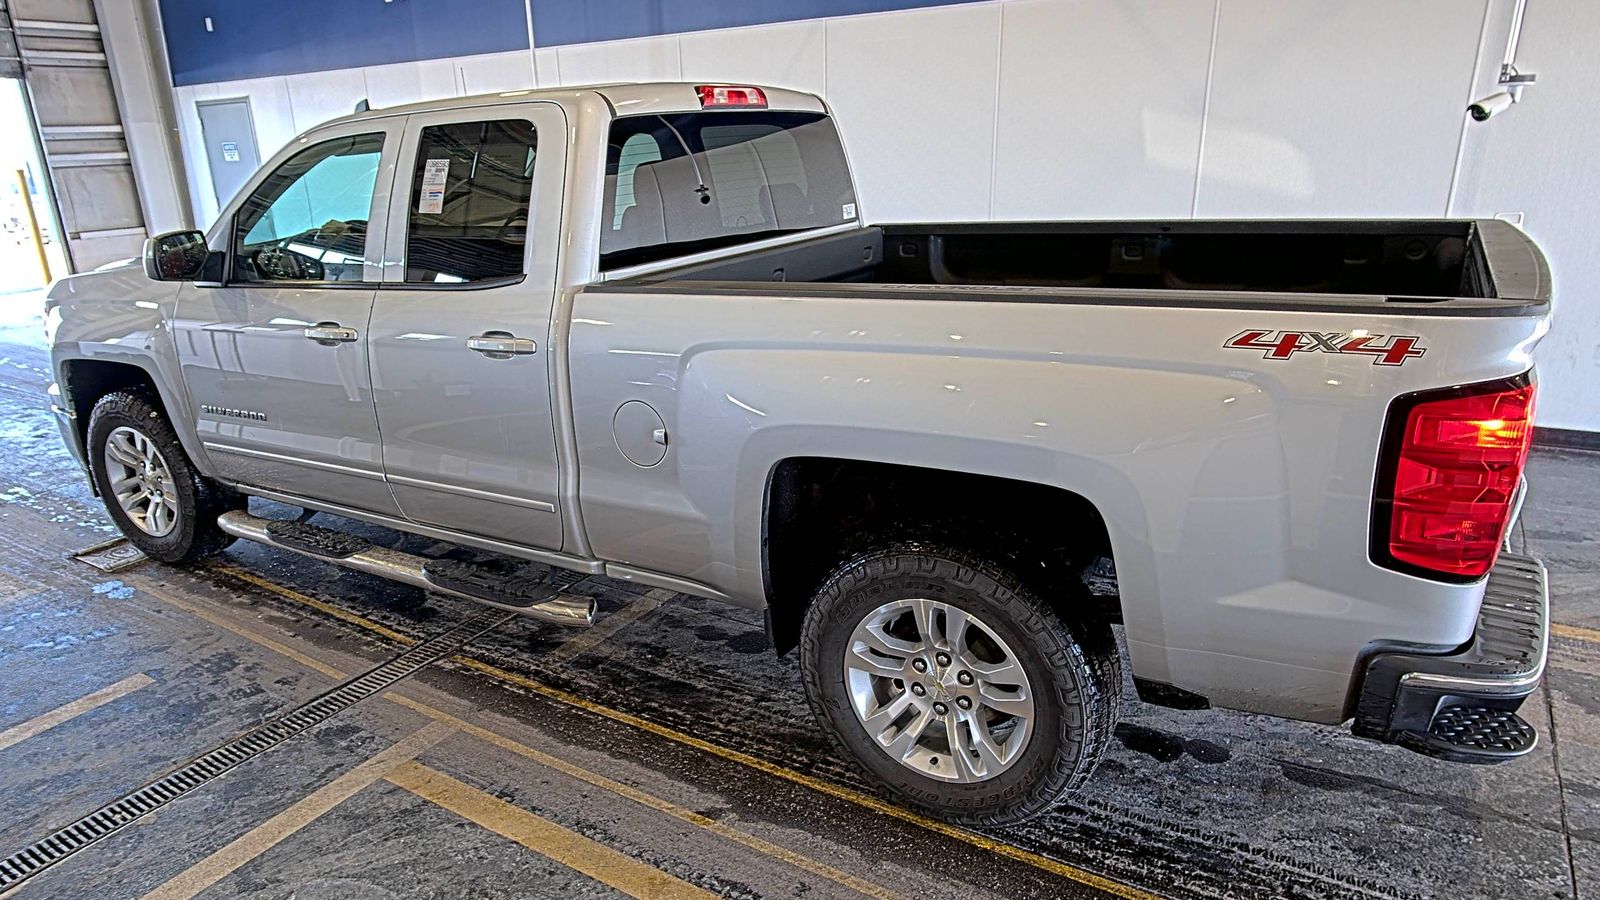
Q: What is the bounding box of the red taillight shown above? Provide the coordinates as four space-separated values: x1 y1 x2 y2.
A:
695 84 767 108
1375 375 1535 580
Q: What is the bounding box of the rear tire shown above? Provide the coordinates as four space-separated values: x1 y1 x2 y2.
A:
87 390 242 564
798 544 1121 825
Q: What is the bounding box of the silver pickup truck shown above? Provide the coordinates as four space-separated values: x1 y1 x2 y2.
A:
45 83 1552 825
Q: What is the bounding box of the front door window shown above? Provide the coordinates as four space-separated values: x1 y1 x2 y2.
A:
232 133 384 283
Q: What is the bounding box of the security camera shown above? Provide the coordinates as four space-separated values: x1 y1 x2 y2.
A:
1469 91 1515 121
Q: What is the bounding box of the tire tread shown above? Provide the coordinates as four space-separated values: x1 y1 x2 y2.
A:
799 542 1122 825
87 390 240 564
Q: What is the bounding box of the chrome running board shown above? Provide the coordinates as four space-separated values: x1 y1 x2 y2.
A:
217 510 595 627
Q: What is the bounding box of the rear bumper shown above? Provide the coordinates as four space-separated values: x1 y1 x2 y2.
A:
1353 552 1547 762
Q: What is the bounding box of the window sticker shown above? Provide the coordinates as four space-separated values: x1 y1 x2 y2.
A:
842 202 856 220
417 158 450 214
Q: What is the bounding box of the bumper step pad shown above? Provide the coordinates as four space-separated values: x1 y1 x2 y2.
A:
1353 552 1548 765
1397 705 1538 763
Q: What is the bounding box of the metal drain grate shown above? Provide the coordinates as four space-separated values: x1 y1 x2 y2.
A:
0 609 512 891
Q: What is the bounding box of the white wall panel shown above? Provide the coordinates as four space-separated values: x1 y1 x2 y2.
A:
678 21 827 96
219 76 296 160
555 35 682 85
1198 0 1486 217
173 82 219 227
825 4 1002 221
283 68 368 134
177 77 295 226
455 50 537 95
993 0 1214 220
533 48 562 87
363 58 459 109
1454 0 1600 430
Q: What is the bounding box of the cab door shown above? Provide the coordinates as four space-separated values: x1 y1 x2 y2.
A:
174 118 404 516
368 103 567 549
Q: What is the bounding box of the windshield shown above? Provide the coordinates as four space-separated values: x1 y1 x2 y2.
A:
600 111 857 270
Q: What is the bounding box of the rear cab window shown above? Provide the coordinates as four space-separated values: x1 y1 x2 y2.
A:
403 119 538 284
600 111 856 271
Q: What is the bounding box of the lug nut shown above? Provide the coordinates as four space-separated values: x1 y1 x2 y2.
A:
935 652 952 667
910 683 926 697
957 671 974 686
956 697 972 710
932 702 949 716
911 658 928 673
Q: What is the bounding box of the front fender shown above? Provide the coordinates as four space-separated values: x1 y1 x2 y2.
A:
45 262 209 475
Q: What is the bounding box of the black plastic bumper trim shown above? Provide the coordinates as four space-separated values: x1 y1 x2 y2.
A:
1353 552 1547 756
1134 677 1211 710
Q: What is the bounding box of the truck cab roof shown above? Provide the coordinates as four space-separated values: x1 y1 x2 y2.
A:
316 82 827 131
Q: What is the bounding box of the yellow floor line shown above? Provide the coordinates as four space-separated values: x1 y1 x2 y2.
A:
445 656 1156 899
384 694 905 900
0 673 155 753
544 587 675 664
1552 622 1600 645
206 563 1160 900
0 570 28 604
389 762 719 900
212 564 418 646
141 577 901 900
141 722 456 900
128 573 344 678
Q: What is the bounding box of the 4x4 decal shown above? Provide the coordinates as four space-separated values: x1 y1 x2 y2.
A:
1224 329 1426 366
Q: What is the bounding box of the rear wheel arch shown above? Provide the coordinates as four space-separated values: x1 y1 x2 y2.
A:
761 457 1119 656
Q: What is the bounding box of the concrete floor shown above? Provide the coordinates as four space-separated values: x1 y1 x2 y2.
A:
1 286 1596 900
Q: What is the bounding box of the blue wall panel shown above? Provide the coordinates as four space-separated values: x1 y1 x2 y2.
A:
528 0 981 47
161 0 987 86
160 0 531 86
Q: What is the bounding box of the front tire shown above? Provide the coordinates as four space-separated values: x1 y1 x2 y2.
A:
799 545 1121 825
87 390 241 564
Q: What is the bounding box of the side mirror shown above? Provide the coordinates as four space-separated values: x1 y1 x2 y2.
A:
143 230 212 281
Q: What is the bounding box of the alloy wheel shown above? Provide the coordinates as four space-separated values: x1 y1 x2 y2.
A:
844 598 1034 782
103 425 179 538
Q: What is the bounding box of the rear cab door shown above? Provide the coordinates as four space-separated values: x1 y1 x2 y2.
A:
368 102 569 550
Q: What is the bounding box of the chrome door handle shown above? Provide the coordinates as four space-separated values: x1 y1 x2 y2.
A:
304 322 359 345
468 333 538 358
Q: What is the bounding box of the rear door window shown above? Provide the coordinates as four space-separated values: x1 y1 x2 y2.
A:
600 111 856 270
403 119 537 284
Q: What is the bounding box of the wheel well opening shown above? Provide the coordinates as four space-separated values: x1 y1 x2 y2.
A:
60 360 162 449
763 457 1117 655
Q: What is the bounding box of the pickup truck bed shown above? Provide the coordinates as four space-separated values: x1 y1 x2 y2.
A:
605 219 1547 316
573 213 1548 740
